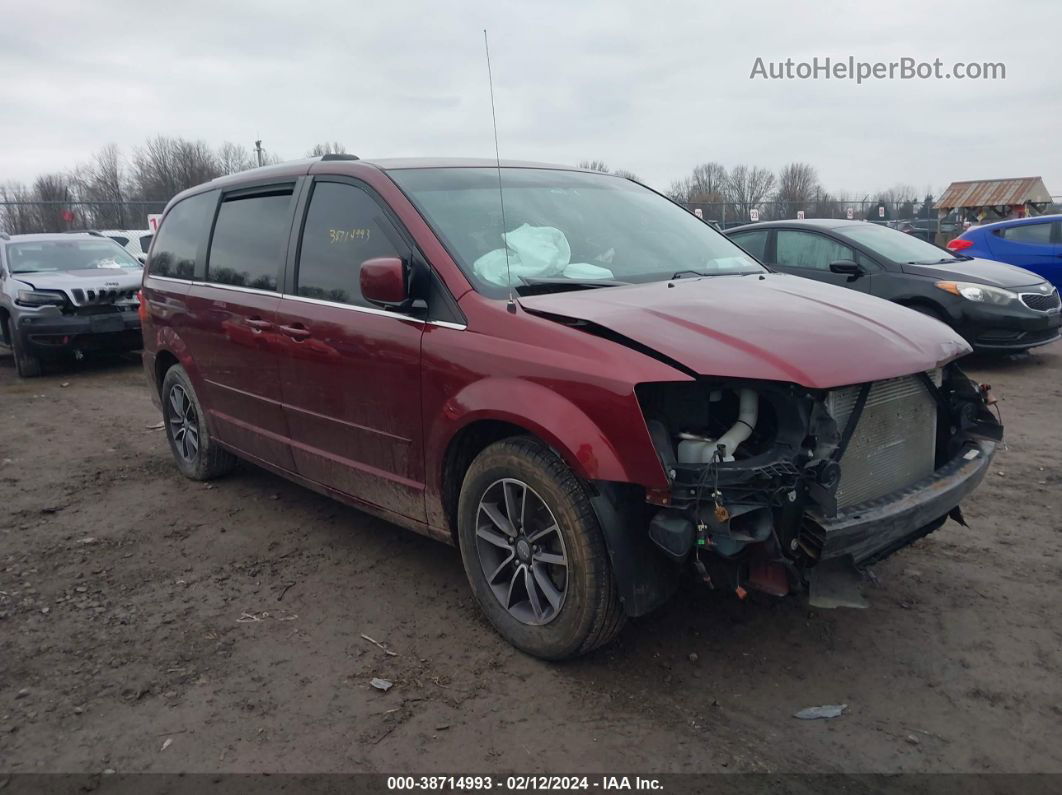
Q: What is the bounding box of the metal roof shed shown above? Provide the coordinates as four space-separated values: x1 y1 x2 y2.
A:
935 177 1052 220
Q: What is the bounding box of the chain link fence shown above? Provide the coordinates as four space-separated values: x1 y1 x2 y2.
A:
0 200 168 235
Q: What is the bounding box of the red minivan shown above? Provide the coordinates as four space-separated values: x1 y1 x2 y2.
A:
141 156 1002 659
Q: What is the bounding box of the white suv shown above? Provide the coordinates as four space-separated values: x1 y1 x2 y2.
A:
98 229 154 262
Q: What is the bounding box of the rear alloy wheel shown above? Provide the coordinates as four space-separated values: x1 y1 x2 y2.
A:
168 383 200 463
457 436 625 660
161 364 236 481
6 317 42 378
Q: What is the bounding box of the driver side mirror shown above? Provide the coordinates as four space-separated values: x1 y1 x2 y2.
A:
829 259 865 279
360 257 413 309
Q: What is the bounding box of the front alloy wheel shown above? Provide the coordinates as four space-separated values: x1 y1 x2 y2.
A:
457 436 625 660
475 478 568 625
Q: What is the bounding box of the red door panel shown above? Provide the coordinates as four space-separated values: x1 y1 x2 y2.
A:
275 297 426 521
183 285 294 469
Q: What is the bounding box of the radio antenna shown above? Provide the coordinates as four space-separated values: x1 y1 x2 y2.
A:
483 29 516 312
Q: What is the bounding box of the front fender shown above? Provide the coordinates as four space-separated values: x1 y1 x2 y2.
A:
430 376 654 486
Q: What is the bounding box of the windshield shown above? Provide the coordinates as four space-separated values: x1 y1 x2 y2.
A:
389 167 765 297
7 239 142 273
840 223 956 264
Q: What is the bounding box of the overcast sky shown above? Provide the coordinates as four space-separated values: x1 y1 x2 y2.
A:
1 0 1059 198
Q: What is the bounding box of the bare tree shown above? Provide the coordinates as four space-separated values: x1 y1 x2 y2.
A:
577 159 610 173
727 165 775 219
775 163 819 218
72 144 128 228
32 174 76 232
308 141 347 157
875 183 918 219
174 139 221 191
666 177 696 204
577 160 639 181
217 142 257 175
666 162 729 213
688 162 729 203
0 182 39 234
131 136 221 202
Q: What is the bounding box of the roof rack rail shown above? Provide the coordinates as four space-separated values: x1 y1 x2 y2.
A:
320 153 359 161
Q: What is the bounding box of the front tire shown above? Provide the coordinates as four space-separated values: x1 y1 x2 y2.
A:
7 317 42 378
457 437 625 660
161 364 236 481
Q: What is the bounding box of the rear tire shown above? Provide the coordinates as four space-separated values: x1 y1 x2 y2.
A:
457 436 625 660
7 317 42 378
161 364 236 481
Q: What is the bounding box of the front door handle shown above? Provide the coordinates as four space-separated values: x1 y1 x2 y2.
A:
278 323 311 340
245 317 272 331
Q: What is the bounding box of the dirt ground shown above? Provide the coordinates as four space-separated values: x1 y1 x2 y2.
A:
1 343 1060 777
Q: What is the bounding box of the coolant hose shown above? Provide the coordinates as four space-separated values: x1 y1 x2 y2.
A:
715 389 758 460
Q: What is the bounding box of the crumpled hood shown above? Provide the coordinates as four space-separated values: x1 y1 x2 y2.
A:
901 257 1044 288
519 273 971 389
14 267 142 295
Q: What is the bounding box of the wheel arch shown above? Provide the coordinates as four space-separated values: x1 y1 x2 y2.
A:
895 295 951 321
429 378 677 618
150 327 206 395
430 377 660 542
153 348 180 393
439 419 543 545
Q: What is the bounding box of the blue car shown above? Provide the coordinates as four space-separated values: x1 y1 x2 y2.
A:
947 214 1062 288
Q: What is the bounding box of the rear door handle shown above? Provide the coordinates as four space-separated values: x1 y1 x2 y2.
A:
245 317 273 331
278 323 311 340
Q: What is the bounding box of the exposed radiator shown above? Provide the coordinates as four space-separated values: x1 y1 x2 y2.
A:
827 370 940 511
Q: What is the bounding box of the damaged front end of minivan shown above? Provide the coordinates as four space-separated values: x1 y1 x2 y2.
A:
625 364 1002 608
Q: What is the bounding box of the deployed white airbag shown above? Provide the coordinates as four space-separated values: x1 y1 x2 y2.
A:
473 224 614 286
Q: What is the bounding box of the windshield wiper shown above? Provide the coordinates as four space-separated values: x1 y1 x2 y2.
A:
514 278 630 296
670 269 762 280
909 257 969 265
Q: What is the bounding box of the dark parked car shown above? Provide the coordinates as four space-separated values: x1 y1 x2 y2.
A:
946 214 1062 289
727 219 1060 353
141 157 1001 659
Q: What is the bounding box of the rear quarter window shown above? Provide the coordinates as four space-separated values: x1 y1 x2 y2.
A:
206 188 294 291
999 222 1053 244
148 191 218 279
730 230 768 261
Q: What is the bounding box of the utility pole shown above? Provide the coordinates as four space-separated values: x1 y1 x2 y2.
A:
255 138 264 167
